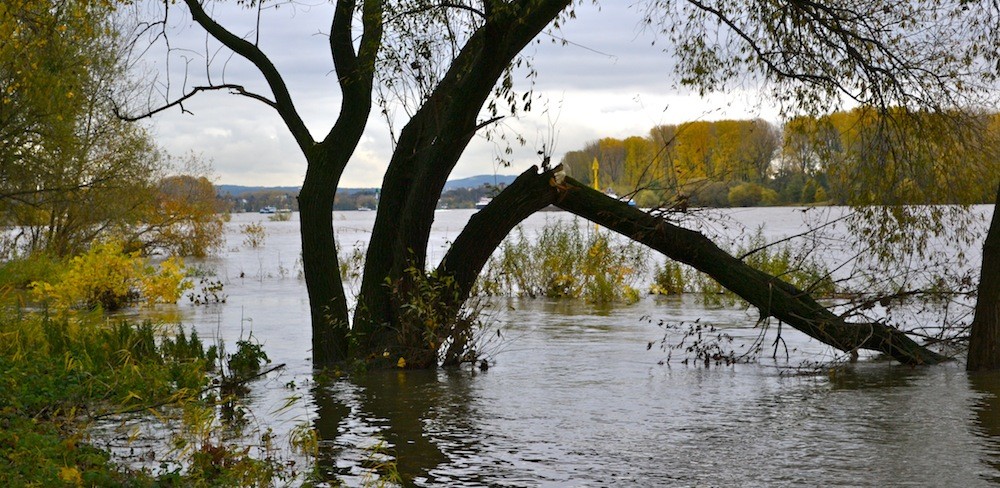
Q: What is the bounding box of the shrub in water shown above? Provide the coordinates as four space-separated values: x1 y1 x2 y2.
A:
483 219 648 304
31 240 191 311
241 222 267 249
650 261 687 295
387 266 481 368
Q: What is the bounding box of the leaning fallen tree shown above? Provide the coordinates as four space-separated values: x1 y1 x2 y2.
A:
440 165 947 365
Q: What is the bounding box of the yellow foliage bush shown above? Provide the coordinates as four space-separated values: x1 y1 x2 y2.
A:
31 240 192 311
141 256 191 306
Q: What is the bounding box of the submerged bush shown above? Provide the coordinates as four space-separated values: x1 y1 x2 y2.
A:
241 221 267 249
650 261 687 295
387 266 482 369
227 335 271 378
481 219 648 304
30 240 191 311
738 229 836 297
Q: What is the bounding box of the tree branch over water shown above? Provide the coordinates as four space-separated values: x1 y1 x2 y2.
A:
443 166 947 365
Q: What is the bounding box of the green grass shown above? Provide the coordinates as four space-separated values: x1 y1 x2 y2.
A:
0 308 291 486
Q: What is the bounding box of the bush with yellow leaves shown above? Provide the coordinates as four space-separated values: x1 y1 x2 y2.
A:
31 240 192 311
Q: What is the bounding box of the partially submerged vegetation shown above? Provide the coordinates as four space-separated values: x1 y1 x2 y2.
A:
0 244 304 486
650 228 836 303
0 309 295 486
478 219 835 307
0 0 997 482
480 219 648 304
29 240 190 312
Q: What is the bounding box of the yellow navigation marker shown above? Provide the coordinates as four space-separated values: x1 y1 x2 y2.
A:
591 157 599 191
592 158 600 232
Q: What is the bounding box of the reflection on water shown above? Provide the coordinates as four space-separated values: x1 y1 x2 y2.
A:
297 301 1000 487
156 209 1000 486
309 360 1000 486
969 373 1000 484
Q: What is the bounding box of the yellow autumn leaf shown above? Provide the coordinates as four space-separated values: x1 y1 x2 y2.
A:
396 357 406 369
58 466 82 485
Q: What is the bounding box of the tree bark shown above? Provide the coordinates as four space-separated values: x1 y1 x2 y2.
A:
299 175 350 364
555 177 946 364
440 168 947 365
171 0 383 366
967 184 1000 371
351 0 572 358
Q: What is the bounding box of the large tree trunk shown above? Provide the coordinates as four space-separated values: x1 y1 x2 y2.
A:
967 184 1000 371
439 165 561 299
351 1 573 359
302 0 381 365
299 172 350 364
441 167 946 365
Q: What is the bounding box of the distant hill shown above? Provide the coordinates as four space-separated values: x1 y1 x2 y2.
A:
442 174 518 190
218 174 518 195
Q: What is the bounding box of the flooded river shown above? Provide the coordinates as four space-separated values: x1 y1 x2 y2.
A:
140 207 1000 486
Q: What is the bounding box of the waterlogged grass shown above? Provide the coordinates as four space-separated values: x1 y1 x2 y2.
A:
479 220 834 307
481 219 649 304
0 241 289 486
0 309 302 486
0 315 202 485
0 318 209 417
0 413 127 486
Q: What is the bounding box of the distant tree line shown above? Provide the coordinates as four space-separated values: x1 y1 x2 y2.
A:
219 185 504 212
220 190 299 213
561 111 999 208
219 110 997 215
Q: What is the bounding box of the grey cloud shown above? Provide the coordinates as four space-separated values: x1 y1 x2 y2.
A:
143 1 760 187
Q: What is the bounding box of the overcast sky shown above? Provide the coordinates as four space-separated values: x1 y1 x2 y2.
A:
142 1 779 188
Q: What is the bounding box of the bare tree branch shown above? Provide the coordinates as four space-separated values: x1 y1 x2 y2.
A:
114 83 276 121
180 0 314 152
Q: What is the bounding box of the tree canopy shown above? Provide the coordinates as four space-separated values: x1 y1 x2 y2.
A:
0 0 225 258
559 110 999 208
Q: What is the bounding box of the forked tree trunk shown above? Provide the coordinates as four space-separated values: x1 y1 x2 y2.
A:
967 184 1000 371
174 0 381 366
351 0 573 359
442 167 946 365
